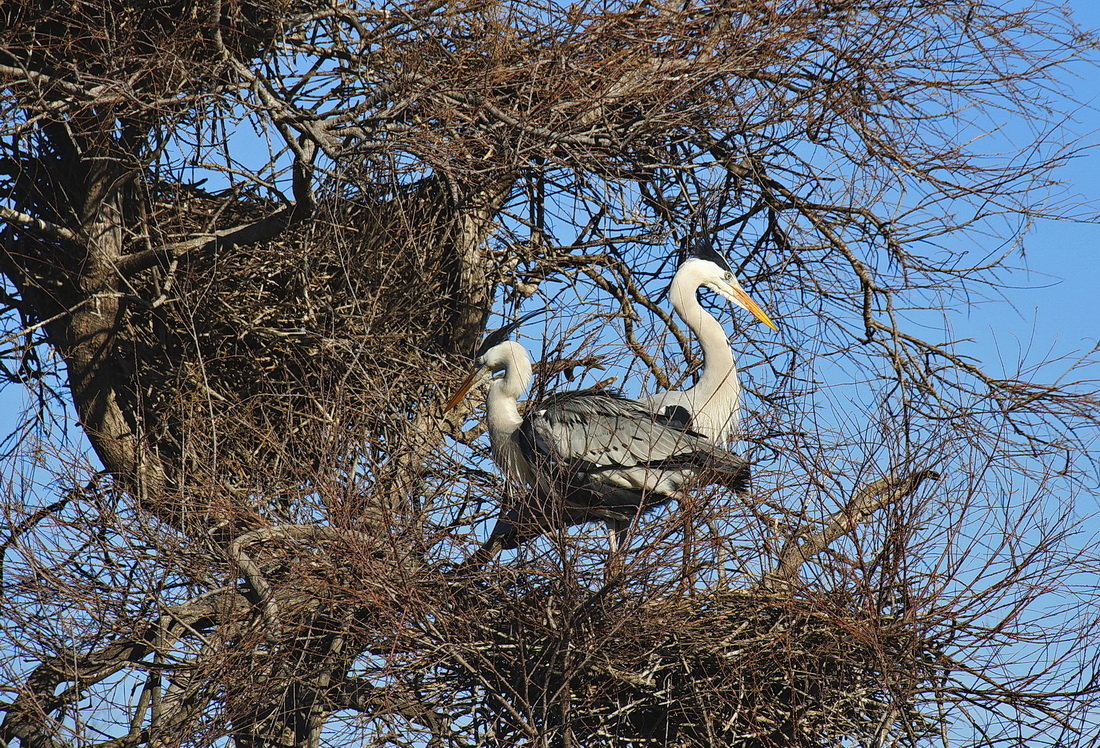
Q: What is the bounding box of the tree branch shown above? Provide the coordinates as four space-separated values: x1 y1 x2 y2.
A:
227 523 388 627
761 469 940 589
0 204 80 244
0 590 242 746
114 139 317 276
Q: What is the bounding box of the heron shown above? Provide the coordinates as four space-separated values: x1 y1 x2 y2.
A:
445 319 750 573
642 242 777 443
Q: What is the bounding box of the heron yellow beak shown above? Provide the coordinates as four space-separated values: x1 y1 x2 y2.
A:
731 287 778 331
444 368 484 412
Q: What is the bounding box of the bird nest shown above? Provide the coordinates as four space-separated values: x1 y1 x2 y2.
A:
432 578 945 746
122 184 488 507
3 0 294 99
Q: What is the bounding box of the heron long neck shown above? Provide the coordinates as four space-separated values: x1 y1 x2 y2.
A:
669 270 741 430
486 342 533 481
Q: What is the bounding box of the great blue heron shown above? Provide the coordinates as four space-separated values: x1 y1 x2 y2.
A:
445 321 750 572
642 242 777 443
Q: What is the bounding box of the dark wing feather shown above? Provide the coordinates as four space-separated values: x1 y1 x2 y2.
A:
655 404 693 431
514 388 750 518
462 388 751 566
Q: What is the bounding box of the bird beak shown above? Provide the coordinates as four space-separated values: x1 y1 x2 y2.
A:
729 286 778 331
444 368 485 412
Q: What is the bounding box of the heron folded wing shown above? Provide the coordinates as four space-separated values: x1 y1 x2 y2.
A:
517 389 750 495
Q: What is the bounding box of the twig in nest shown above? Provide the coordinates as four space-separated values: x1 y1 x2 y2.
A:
227 523 391 629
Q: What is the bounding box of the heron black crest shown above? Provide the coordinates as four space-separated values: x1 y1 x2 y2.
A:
686 238 734 274
477 309 545 357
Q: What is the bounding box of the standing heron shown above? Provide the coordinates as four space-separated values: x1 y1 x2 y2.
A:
445 319 750 572
642 242 778 443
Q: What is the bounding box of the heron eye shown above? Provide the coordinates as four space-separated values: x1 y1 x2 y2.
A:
724 272 733 281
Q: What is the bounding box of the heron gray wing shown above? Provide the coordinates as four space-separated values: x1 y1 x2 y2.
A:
522 389 706 468
501 388 750 543
517 389 748 495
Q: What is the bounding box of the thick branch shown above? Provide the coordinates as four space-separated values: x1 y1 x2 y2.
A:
114 139 317 277
0 204 81 244
228 523 394 627
762 469 940 588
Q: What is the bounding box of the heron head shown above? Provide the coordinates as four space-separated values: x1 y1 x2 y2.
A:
682 241 778 331
444 311 542 410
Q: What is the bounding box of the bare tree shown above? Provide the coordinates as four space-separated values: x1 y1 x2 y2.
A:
1 0 1098 745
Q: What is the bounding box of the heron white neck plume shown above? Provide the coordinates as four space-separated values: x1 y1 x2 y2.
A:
483 340 532 454
668 258 740 429
644 248 776 444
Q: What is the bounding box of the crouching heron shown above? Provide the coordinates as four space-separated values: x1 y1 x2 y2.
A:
445 318 751 573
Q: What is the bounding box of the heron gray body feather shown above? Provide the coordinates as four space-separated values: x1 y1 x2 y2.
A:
491 387 750 550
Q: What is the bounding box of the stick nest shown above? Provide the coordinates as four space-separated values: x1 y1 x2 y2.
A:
432 578 945 746
123 185 487 504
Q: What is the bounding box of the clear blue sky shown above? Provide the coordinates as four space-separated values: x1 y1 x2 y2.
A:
953 0 1099 433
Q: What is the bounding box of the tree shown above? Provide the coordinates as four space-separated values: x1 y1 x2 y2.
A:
1 0 1098 745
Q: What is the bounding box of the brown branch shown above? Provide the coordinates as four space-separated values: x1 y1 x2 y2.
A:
0 204 81 244
0 61 114 102
0 590 243 746
0 497 70 580
761 469 940 589
227 523 391 627
114 139 317 277
0 296 95 350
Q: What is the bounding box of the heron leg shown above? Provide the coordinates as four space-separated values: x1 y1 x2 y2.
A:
607 519 625 554
707 517 728 583
605 518 630 582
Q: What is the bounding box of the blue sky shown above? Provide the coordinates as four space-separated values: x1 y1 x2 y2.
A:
968 1 1098 383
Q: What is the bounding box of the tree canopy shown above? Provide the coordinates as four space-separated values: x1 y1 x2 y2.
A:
1 1 1098 745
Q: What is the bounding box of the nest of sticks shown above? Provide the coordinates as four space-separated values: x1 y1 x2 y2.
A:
430 578 945 747
2 0 294 94
121 184 487 508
